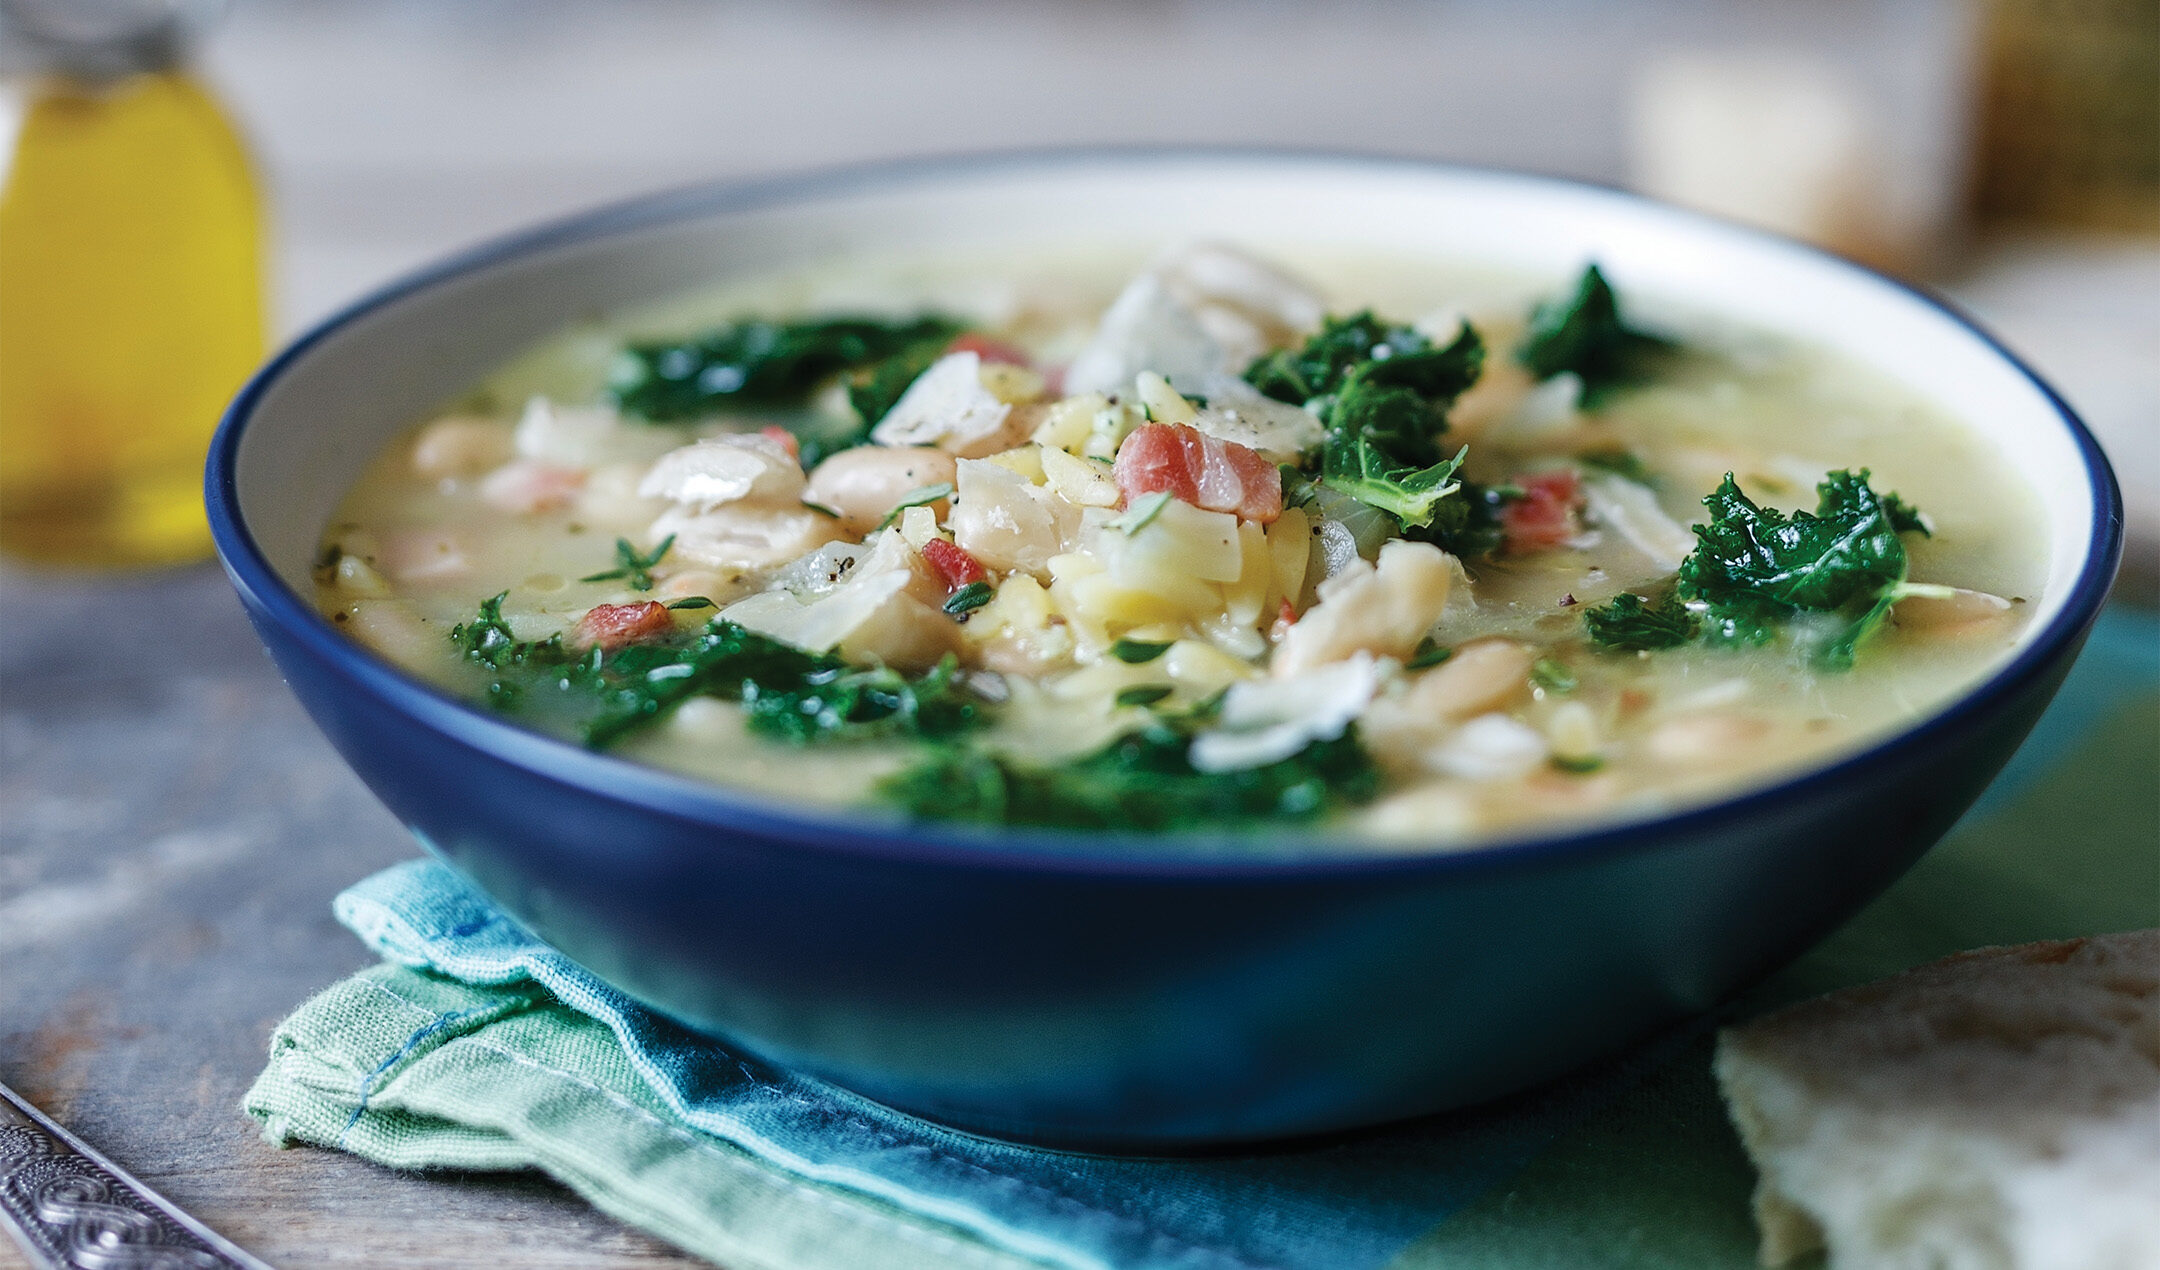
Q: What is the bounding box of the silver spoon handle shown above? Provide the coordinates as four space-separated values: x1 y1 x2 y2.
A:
0 1081 273 1270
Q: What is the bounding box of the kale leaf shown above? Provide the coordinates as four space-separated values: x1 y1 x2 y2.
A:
735 654 980 747
1516 264 1674 407
449 593 574 714
1676 469 1925 668
1583 591 1699 651
607 315 964 423
1325 438 1468 527
1244 312 1429 405
876 718 1381 831
1402 479 1514 559
1576 448 1657 486
1247 314 1485 528
450 603 982 748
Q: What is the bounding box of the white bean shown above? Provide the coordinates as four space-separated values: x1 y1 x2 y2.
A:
1646 713 1771 765
576 462 667 531
1545 700 1601 763
804 447 958 536
335 597 438 669
411 416 514 479
653 504 844 569
1892 586 2016 635
656 568 756 607
1407 639 1535 720
479 458 584 514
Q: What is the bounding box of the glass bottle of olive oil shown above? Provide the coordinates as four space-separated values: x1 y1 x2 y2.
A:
0 0 266 567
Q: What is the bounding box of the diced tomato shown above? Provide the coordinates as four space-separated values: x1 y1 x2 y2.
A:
758 425 801 464
571 601 675 651
1500 469 1585 555
945 333 1033 366
1267 597 1299 643
919 538 987 592
1112 422 1283 524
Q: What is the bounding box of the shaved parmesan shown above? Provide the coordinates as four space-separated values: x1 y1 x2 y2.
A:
639 434 805 511
870 352 1013 452
1063 274 1226 397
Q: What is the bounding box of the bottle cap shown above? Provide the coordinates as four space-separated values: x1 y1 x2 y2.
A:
0 0 222 81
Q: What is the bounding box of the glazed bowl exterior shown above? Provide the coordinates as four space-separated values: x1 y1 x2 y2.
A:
207 151 2121 1148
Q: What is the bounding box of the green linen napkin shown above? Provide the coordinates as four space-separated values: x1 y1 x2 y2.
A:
246 610 2159 1270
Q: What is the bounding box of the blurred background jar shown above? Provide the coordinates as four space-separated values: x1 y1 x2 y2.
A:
0 0 266 567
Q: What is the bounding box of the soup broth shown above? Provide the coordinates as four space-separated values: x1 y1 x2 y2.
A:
315 243 2044 847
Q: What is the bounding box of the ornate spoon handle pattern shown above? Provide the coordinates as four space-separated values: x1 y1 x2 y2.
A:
0 1082 273 1270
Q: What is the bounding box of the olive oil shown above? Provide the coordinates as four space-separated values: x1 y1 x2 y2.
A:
0 68 266 566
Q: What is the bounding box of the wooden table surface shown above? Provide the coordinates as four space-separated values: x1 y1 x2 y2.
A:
0 565 703 1268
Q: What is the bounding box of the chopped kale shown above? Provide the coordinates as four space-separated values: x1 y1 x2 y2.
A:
1246 314 1485 529
1244 312 1415 404
877 718 1381 832
451 592 562 676
1406 638 1453 670
1583 591 1699 651
1677 470 1927 669
1109 638 1173 664
1530 657 1578 694
579 535 674 591
875 482 955 532
1114 684 1174 708
1883 492 1931 538
1326 438 1468 528
1516 264 1674 407
1312 321 1484 471
942 581 995 617
1402 479 1514 560
737 654 980 747
607 314 964 429
1576 449 1657 485
449 604 981 749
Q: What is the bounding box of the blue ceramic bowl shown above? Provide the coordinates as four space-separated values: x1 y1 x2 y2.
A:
208 151 2121 1149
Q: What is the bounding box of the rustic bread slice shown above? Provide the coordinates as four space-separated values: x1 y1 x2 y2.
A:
1715 929 2159 1270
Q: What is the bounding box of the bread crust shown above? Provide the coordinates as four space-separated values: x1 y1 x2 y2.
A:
1715 929 2160 1270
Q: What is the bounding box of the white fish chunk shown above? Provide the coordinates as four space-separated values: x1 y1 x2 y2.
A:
1273 539 1454 676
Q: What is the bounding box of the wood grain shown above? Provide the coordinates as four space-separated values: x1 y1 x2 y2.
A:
0 565 710 1268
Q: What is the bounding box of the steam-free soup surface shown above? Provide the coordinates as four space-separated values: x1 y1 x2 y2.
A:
315 243 2043 848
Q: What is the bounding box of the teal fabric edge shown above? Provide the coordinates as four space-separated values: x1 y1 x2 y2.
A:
244 604 2158 1270
304 855 1690 1270
244 967 1047 1270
